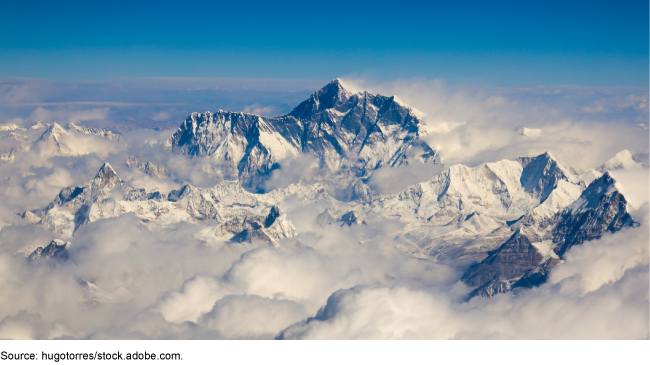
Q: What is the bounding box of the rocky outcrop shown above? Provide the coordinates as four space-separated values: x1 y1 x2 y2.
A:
462 172 636 298
28 239 70 262
126 156 170 179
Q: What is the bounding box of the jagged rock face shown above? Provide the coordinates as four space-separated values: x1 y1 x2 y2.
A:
28 239 69 262
551 173 635 256
518 152 570 202
139 162 169 179
92 163 121 190
226 206 293 244
315 209 366 227
165 79 436 190
462 232 554 298
288 80 435 173
462 172 636 298
35 123 72 155
0 146 16 162
166 111 292 190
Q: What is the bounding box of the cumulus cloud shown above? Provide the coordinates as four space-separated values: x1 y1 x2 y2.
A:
263 155 321 192
242 103 277 116
279 220 649 340
151 111 171 121
365 149 445 194
67 108 109 124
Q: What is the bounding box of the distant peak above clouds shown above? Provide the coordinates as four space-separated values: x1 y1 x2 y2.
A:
598 150 642 172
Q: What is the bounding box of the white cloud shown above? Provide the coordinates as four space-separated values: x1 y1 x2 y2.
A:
198 294 309 339
152 111 171 121
67 108 109 124
242 103 277 116
280 220 649 339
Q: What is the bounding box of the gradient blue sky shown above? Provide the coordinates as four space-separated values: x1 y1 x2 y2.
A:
0 0 647 86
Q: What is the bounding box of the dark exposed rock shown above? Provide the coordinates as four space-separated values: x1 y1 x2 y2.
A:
339 211 360 226
54 187 84 205
28 239 69 262
463 172 636 299
463 234 544 288
264 206 281 228
518 152 568 202
166 79 437 193
551 173 636 257
93 163 121 189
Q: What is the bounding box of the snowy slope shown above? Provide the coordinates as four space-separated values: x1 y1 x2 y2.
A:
22 163 300 243
462 171 636 298
166 79 437 191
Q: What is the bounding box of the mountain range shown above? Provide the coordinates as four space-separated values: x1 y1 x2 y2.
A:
10 80 644 299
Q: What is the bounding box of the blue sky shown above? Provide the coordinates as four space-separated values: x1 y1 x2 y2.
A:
0 0 648 86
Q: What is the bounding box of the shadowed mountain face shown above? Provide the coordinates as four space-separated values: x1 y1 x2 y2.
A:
20 147 642 303
518 152 570 202
166 79 436 191
462 172 636 298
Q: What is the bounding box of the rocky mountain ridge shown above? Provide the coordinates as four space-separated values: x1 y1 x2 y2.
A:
21 163 300 244
462 172 636 298
19 143 641 299
165 79 437 191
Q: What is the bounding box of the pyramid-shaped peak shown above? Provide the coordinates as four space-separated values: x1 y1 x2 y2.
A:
538 151 557 161
96 162 116 175
36 122 68 143
41 122 65 135
315 79 353 99
48 122 66 131
599 150 640 172
518 151 570 201
325 78 347 90
519 151 560 166
613 150 633 159
288 79 354 119
93 162 121 187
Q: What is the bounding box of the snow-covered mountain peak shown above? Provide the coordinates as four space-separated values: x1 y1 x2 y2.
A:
92 162 122 189
288 79 353 120
36 122 68 143
599 150 641 172
0 123 27 132
166 80 438 192
22 162 301 242
67 123 123 142
518 151 570 202
30 120 50 130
